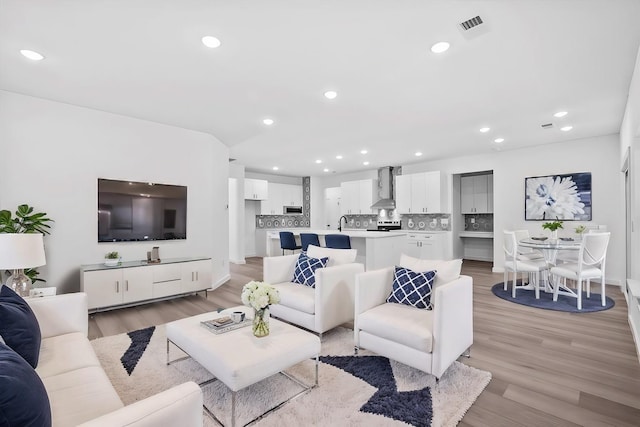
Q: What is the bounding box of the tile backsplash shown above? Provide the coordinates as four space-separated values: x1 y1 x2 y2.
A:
401 214 451 231
256 177 311 229
463 214 493 232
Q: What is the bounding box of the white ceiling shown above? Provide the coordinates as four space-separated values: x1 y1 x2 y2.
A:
2 0 640 177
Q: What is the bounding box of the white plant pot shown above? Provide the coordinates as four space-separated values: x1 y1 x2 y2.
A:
104 258 120 267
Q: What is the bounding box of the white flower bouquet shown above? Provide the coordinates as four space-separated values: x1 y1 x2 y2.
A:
241 281 279 337
241 281 280 310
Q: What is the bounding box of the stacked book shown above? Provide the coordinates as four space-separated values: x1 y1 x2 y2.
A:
201 315 251 334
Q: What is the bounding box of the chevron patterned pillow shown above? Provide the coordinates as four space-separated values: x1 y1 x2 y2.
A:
386 266 436 309
292 253 329 288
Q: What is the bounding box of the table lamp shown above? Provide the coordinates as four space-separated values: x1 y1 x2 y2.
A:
0 233 47 297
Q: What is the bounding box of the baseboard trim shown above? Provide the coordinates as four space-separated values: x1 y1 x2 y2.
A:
211 274 231 290
230 259 246 265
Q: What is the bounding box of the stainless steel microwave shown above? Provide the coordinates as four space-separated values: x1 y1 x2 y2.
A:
283 206 303 214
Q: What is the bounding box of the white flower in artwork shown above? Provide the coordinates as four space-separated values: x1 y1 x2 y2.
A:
526 175 585 220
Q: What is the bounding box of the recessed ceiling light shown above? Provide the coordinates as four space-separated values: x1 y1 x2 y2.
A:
272 166 279 171
262 118 274 126
324 90 338 100
430 41 450 54
315 159 322 164
201 36 221 48
323 168 329 172
336 155 343 160
415 152 423 157
363 161 370 166
560 126 573 132
554 111 568 118
479 127 490 133
494 138 505 143
360 150 368 155
20 49 44 61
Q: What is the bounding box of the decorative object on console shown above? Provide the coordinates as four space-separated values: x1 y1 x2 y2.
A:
525 172 591 220
292 253 328 288
0 233 47 297
104 251 121 267
241 281 280 337
150 246 161 263
575 225 587 236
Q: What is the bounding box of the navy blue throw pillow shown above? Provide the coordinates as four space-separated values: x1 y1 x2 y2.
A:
292 253 328 288
0 342 52 427
0 285 42 368
387 266 436 309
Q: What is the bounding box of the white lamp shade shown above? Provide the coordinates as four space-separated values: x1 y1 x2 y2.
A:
0 233 46 269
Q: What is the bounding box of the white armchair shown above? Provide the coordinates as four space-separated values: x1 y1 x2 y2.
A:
264 245 365 337
354 265 473 379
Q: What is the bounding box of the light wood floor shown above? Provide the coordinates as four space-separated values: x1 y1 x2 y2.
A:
88 259 640 426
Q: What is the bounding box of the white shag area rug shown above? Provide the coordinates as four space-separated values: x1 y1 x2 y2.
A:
91 325 490 426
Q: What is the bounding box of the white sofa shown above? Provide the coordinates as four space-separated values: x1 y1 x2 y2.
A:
26 292 203 427
264 245 365 337
354 261 473 379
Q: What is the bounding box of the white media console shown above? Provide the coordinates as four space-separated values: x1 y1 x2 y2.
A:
81 257 212 312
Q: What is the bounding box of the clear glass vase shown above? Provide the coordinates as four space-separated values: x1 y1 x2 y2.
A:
252 307 270 337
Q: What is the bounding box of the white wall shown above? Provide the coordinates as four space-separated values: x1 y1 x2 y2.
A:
0 91 230 294
228 163 246 264
621 45 640 280
313 134 625 285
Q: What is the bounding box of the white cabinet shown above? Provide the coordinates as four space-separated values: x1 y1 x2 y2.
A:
405 233 444 260
340 179 375 215
81 258 213 311
461 174 493 214
82 266 153 310
261 183 303 214
395 172 445 214
244 178 268 200
181 259 213 293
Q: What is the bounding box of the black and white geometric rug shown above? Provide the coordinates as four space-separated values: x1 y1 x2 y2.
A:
91 325 490 426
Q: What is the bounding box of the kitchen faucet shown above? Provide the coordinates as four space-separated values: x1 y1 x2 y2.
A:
338 215 348 232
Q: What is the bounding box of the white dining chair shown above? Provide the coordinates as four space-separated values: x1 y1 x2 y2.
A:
513 229 544 261
549 232 610 310
503 231 549 299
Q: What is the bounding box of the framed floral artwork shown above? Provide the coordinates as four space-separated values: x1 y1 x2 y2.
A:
525 172 592 221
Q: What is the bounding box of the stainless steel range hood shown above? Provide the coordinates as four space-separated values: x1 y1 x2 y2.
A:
371 166 397 209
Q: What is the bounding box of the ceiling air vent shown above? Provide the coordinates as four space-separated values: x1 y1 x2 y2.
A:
460 16 483 31
541 123 554 129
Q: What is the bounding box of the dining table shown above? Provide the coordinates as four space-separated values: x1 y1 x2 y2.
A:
519 237 582 298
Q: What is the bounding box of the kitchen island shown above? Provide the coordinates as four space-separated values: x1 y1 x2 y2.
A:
266 229 406 270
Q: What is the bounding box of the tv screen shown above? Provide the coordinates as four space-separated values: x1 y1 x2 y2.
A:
98 178 187 242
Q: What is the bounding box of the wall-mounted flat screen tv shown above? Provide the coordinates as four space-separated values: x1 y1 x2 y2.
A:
98 178 187 242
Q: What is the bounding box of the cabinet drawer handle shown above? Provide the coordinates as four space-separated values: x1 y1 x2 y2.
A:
125 280 129 291
116 281 119 293
196 272 199 281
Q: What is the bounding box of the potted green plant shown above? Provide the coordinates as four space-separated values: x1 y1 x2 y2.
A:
542 220 563 240
575 225 586 236
0 204 53 283
104 251 121 267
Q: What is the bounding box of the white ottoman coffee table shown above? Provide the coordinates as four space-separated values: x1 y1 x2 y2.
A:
166 306 321 426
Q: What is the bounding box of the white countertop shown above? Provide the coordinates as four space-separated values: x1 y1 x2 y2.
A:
458 231 494 239
267 229 406 239
391 230 450 235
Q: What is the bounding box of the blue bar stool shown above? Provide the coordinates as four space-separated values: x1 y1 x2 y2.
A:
279 231 301 255
300 233 321 251
325 234 351 249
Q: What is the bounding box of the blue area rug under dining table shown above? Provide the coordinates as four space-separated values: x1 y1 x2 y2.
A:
492 282 614 313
